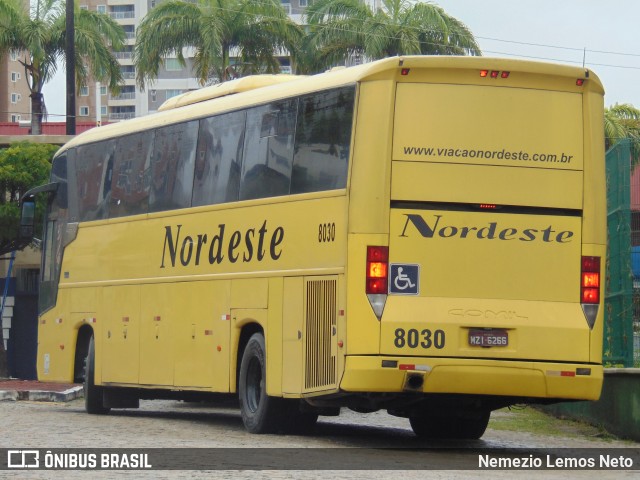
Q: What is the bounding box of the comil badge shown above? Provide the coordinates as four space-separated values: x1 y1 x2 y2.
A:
389 264 420 295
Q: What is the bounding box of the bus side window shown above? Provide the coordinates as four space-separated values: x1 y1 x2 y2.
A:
76 140 115 221
240 99 297 201
192 110 246 207
291 86 355 194
149 120 198 212
109 131 154 218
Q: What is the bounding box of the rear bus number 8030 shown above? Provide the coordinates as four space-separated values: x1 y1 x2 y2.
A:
394 328 445 349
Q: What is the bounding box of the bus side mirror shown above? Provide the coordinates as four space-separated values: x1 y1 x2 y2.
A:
18 182 59 242
19 197 36 241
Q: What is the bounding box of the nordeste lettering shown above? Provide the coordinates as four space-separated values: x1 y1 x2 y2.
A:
400 214 574 243
161 221 285 268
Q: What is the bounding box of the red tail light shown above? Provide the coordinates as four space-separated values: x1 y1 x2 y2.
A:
366 246 388 294
581 256 600 304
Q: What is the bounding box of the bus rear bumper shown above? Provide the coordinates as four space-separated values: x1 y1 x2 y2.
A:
340 356 603 401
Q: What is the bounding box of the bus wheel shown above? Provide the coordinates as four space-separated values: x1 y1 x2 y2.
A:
238 333 283 433
84 336 110 415
409 410 490 440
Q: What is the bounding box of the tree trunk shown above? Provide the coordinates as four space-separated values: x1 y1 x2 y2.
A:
221 45 230 81
30 92 44 135
65 0 76 135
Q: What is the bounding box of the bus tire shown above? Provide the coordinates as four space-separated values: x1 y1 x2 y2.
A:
84 336 110 415
238 333 284 433
409 410 490 440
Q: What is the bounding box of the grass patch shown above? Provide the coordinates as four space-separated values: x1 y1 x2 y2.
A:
488 406 619 441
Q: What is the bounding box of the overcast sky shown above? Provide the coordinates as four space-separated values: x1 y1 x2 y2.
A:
436 0 639 107
42 0 639 120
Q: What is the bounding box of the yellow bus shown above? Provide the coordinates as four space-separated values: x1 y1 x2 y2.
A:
20 56 606 439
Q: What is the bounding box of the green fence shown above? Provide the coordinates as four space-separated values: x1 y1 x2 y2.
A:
605 139 637 367
542 141 639 440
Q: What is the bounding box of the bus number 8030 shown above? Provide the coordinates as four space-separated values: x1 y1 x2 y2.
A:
394 328 445 349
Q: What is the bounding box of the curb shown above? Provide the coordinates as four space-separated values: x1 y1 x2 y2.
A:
0 386 83 403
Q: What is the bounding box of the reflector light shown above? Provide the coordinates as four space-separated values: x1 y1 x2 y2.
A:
401 68 411 76
366 246 389 294
581 256 600 305
480 70 489 77
576 79 585 86
501 71 510 78
547 370 577 377
490 70 499 78
399 364 415 371
479 204 497 210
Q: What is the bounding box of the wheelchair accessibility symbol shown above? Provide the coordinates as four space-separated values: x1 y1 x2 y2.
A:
389 264 420 295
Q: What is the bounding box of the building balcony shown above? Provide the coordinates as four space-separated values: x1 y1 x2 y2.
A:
109 11 135 20
111 92 136 101
109 112 136 121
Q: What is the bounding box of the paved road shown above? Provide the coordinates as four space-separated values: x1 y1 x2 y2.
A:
0 398 637 479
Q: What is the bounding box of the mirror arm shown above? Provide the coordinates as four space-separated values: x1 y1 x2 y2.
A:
20 182 58 204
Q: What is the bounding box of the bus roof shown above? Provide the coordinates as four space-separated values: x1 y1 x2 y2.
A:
59 56 603 154
157 74 305 111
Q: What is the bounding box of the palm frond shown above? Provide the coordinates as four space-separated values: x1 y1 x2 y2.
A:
135 0 220 88
307 0 480 64
605 103 640 162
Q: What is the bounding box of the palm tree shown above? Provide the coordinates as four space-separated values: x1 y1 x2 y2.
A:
0 0 125 134
304 0 480 70
134 0 303 89
605 103 640 162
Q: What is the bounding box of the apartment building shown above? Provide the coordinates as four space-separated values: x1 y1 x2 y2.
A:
0 0 31 123
76 0 309 122
0 50 31 123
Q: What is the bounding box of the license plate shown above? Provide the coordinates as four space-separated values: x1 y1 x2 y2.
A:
468 329 508 347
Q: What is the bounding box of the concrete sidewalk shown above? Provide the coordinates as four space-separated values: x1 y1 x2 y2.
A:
0 379 83 402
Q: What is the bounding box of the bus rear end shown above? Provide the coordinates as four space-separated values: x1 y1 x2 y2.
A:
341 58 605 437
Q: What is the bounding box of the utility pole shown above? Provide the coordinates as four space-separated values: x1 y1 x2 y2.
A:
65 0 76 135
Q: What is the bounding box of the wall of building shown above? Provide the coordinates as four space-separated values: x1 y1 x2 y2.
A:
0 51 31 123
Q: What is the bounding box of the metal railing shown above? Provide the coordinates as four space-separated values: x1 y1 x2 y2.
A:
111 92 136 100
109 11 135 20
109 112 135 120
